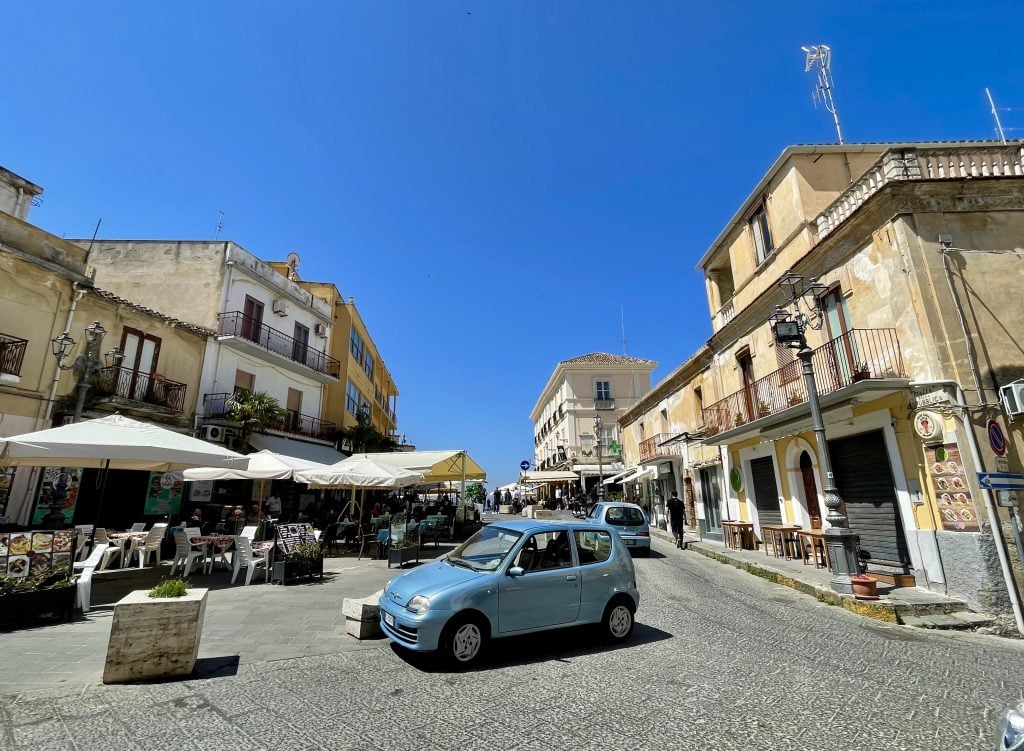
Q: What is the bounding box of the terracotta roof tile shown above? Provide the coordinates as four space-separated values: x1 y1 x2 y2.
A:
559 352 657 367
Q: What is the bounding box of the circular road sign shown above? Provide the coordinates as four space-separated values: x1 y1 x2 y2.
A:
988 419 1007 457
520 460 531 471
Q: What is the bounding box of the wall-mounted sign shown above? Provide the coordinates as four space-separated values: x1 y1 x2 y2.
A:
144 472 184 516
31 467 83 525
729 466 743 493
927 443 978 532
916 390 951 408
913 411 944 443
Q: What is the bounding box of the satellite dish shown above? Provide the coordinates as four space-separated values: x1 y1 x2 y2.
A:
286 251 300 270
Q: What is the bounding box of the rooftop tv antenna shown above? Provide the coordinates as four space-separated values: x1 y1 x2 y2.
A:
620 305 628 355
214 209 225 240
986 88 1008 144
802 44 844 144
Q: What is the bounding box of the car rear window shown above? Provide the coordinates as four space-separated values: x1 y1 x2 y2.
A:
606 506 645 527
574 530 612 565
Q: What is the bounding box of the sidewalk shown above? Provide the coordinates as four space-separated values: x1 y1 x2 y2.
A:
0 545 455 696
652 527 999 630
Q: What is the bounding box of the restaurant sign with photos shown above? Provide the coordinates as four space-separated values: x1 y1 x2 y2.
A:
0 529 77 579
926 442 979 532
144 471 184 515
31 467 83 525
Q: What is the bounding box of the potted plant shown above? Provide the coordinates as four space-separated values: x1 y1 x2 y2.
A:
271 542 324 584
103 577 207 683
787 392 804 407
388 535 419 569
0 571 76 626
756 400 772 418
850 574 879 600
852 363 871 382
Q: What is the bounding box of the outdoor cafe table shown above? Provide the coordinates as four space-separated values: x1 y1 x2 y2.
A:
721 521 755 550
107 531 148 566
761 524 802 560
191 534 236 573
797 528 829 569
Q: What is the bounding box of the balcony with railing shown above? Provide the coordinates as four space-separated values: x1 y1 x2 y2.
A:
94 367 188 412
0 333 28 377
203 392 336 441
702 328 906 437
595 399 616 410
217 312 340 380
638 433 684 463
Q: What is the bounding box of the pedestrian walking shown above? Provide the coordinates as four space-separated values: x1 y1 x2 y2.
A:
667 491 686 549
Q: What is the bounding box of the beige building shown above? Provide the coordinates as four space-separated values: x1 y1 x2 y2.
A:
530 353 656 495
0 167 210 525
278 273 399 440
690 141 1024 616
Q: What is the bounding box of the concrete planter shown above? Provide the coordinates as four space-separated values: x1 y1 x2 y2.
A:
388 544 419 569
103 588 207 684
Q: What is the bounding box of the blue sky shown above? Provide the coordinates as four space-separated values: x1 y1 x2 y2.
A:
3 2 1021 487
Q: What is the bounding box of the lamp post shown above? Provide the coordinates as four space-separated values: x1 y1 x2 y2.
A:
594 415 605 501
770 272 860 595
51 321 112 424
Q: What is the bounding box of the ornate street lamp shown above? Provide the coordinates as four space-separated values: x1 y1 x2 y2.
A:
772 273 860 595
594 415 605 501
50 332 77 367
71 321 106 423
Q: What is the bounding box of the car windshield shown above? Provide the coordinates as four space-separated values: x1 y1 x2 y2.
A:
606 506 645 527
587 504 603 519
448 526 523 571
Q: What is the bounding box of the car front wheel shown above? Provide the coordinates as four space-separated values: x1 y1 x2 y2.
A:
602 599 635 643
440 615 487 667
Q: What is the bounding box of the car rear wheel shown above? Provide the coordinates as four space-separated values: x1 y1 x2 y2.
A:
440 615 487 667
602 598 635 643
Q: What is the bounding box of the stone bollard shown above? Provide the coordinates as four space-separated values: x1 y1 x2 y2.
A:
343 589 384 639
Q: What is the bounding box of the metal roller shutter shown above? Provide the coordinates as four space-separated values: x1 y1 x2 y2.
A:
828 430 911 568
750 456 782 528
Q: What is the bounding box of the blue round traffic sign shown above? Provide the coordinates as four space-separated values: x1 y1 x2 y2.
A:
988 420 1007 457
520 460 531 471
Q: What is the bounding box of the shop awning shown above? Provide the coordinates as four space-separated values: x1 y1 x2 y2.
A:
574 462 624 477
249 434 347 466
348 450 486 483
602 468 632 485
519 470 579 483
620 465 657 483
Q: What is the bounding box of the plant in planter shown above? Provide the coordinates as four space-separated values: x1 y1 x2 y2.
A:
0 571 76 626
852 362 871 382
388 535 419 569
756 400 772 418
104 577 208 683
787 392 805 407
271 542 325 584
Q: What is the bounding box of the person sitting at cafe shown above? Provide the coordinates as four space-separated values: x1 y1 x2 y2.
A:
246 503 262 524
188 508 203 526
370 501 382 518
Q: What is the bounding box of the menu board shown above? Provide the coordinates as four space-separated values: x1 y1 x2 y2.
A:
926 443 979 532
0 529 76 580
31 467 83 525
275 523 317 555
0 467 15 516
144 472 184 516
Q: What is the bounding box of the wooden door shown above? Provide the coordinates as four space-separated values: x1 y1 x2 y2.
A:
119 328 161 401
242 296 264 342
738 352 755 422
800 451 822 529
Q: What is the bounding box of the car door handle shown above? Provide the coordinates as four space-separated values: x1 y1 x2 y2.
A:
565 574 577 581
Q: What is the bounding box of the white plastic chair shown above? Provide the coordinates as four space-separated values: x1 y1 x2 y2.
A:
93 528 123 570
170 527 206 577
128 523 167 568
73 544 107 612
239 525 258 541
130 522 147 532
231 535 269 585
73 525 94 561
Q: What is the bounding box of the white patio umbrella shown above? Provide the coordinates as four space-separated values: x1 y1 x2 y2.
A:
0 414 248 521
294 456 423 526
180 450 327 481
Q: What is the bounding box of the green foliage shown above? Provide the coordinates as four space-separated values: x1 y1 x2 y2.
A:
148 578 189 598
0 572 73 596
288 542 323 565
331 408 398 454
226 390 288 451
464 482 486 504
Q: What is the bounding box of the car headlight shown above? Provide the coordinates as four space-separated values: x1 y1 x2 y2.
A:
384 578 394 595
1000 703 1024 751
406 595 430 615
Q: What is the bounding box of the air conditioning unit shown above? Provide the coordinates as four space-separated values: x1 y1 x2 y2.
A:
225 433 245 452
271 298 288 316
314 323 328 337
201 425 225 443
1000 380 1024 419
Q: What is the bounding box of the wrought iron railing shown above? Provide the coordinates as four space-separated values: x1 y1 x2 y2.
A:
94 367 187 412
639 433 684 463
203 392 335 440
217 312 340 378
0 333 28 377
702 328 905 436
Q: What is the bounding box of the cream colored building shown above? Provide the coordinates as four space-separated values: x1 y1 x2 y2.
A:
530 353 656 495
692 141 1024 616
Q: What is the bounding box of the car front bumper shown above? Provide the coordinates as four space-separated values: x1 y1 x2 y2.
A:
378 597 447 652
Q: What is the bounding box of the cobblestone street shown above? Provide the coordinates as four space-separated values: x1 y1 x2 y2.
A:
4 537 1024 751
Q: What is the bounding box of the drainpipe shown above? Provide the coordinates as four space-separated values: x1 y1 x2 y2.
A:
911 379 1024 634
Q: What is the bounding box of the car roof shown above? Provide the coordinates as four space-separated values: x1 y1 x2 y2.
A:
486 519 615 533
596 502 644 511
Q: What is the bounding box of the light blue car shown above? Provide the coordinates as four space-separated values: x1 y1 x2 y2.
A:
585 502 652 556
379 519 640 666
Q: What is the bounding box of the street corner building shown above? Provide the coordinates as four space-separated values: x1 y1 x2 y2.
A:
616 142 1024 620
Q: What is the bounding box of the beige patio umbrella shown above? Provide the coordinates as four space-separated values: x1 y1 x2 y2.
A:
294 456 423 529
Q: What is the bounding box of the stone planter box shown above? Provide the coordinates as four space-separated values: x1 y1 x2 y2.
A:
342 589 384 639
271 557 324 585
0 585 76 627
103 588 207 684
388 544 419 569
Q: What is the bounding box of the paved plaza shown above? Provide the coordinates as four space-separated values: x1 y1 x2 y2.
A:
4 535 1024 750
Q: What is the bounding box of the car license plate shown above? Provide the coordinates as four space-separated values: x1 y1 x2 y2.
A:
624 538 635 546
383 612 395 627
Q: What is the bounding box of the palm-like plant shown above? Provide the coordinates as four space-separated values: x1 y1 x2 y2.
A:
226 390 288 453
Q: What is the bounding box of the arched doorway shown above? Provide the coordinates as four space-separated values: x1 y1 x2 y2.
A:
800 451 823 529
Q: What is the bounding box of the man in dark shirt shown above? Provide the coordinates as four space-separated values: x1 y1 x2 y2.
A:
666 491 686 549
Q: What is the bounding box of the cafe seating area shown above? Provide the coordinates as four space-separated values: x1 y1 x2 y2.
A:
719 519 830 570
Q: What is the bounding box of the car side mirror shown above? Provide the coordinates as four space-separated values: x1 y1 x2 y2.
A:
507 566 525 577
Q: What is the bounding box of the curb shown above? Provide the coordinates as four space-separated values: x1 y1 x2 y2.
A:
651 526 898 624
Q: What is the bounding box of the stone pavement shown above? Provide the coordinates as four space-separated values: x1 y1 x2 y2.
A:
5 536 1024 750
0 544 454 694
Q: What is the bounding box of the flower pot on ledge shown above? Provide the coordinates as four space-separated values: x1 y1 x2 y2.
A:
851 574 879 601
